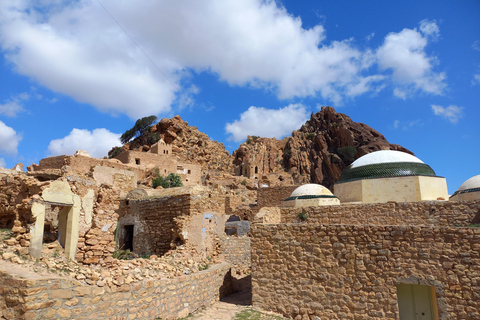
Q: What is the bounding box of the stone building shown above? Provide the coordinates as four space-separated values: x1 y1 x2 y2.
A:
114 140 202 185
334 150 449 203
281 183 340 207
450 174 480 201
251 199 480 320
117 185 227 259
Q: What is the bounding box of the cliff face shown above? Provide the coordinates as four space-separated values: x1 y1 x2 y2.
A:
233 106 412 189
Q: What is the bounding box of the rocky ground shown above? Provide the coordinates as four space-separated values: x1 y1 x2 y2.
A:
0 229 228 288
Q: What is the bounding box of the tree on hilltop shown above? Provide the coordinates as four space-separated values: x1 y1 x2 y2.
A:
120 115 158 145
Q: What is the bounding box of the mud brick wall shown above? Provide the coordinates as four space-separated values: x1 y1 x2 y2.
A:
252 224 480 320
0 262 232 320
280 200 480 227
257 186 297 209
220 236 251 273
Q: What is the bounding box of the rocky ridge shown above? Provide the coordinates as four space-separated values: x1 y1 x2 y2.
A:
232 106 412 190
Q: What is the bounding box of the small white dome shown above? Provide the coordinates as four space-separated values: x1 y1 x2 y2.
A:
351 150 423 168
458 174 480 191
290 184 333 197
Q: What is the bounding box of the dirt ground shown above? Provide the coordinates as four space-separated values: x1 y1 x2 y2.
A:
184 290 287 320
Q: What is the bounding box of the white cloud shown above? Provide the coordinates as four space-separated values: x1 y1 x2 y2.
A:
48 128 121 158
0 121 22 155
393 120 400 129
472 40 480 52
431 105 463 123
0 0 387 117
377 20 446 97
0 158 5 168
0 92 30 116
419 19 439 40
225 104 309 142
473 73 480 85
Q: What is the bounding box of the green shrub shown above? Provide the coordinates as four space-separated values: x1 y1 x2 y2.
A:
109 147 123 159
297 210 308 221
113 249 135 260
241 179 247 186
153 173 183 189
306 133 315 140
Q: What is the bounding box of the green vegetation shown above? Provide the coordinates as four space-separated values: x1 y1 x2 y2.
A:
120 115 158 144
337 146 357 162
153 173 183 189
198 263 209 271
112 249 135 260
234 308 287 320
109 146 124 159
241 179 247 186
297 210 308 221
251 136 260 141
306 133 315 140
283 148 291 159
246 138 252 144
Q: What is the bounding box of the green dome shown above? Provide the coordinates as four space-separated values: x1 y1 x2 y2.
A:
337 151 437 183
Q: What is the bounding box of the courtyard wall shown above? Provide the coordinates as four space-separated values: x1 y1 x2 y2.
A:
251 224 480 320
279 200 480 227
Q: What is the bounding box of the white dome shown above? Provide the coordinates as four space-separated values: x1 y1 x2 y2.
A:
458 174 480 191
350 150 423 168
290 184 333 197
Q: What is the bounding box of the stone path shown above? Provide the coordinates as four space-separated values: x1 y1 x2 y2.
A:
185 290 287 320
187 291 251 320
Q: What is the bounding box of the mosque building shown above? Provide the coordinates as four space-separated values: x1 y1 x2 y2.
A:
449 174 480 201
282 183 340 207
333 150 449 204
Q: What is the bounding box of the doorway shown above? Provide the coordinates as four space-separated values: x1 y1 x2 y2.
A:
122 225 134 251
397 284 439 320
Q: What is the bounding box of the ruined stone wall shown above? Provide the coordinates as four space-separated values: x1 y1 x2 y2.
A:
118 196 189 256
257 186 297 209
37 155 146 181
252 224 480 320
280 200 480 226
176 162 202 186
0 262 232 320
220 236 251 274
0 173 36 228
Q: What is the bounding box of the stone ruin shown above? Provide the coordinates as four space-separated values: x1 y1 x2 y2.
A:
0 148 479 320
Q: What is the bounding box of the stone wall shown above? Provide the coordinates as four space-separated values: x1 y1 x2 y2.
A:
280 200 480 226
220 236 251 274
257 186 297 209
252 224 480 320
118 186 227 258
0 262 232 320
118 196 189 256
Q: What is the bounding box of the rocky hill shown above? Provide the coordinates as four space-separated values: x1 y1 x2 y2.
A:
114 107 411 190
118 115 234 172
233 106 412 189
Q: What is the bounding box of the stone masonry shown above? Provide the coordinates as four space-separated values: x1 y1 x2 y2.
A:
0 262 232 320
252 224 480 320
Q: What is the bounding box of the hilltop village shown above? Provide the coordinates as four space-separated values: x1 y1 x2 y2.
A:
0 107 479 320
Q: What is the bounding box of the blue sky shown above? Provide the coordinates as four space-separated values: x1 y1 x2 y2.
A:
0 0 479 194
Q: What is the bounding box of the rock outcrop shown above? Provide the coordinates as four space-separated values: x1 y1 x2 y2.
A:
115 115 234 173
233 106 412 190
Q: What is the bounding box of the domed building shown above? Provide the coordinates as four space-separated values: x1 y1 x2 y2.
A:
282 183 340 207
450 174 480 201
334 150 448 204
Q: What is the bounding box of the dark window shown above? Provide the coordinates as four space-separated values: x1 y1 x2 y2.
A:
135 158 140 165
